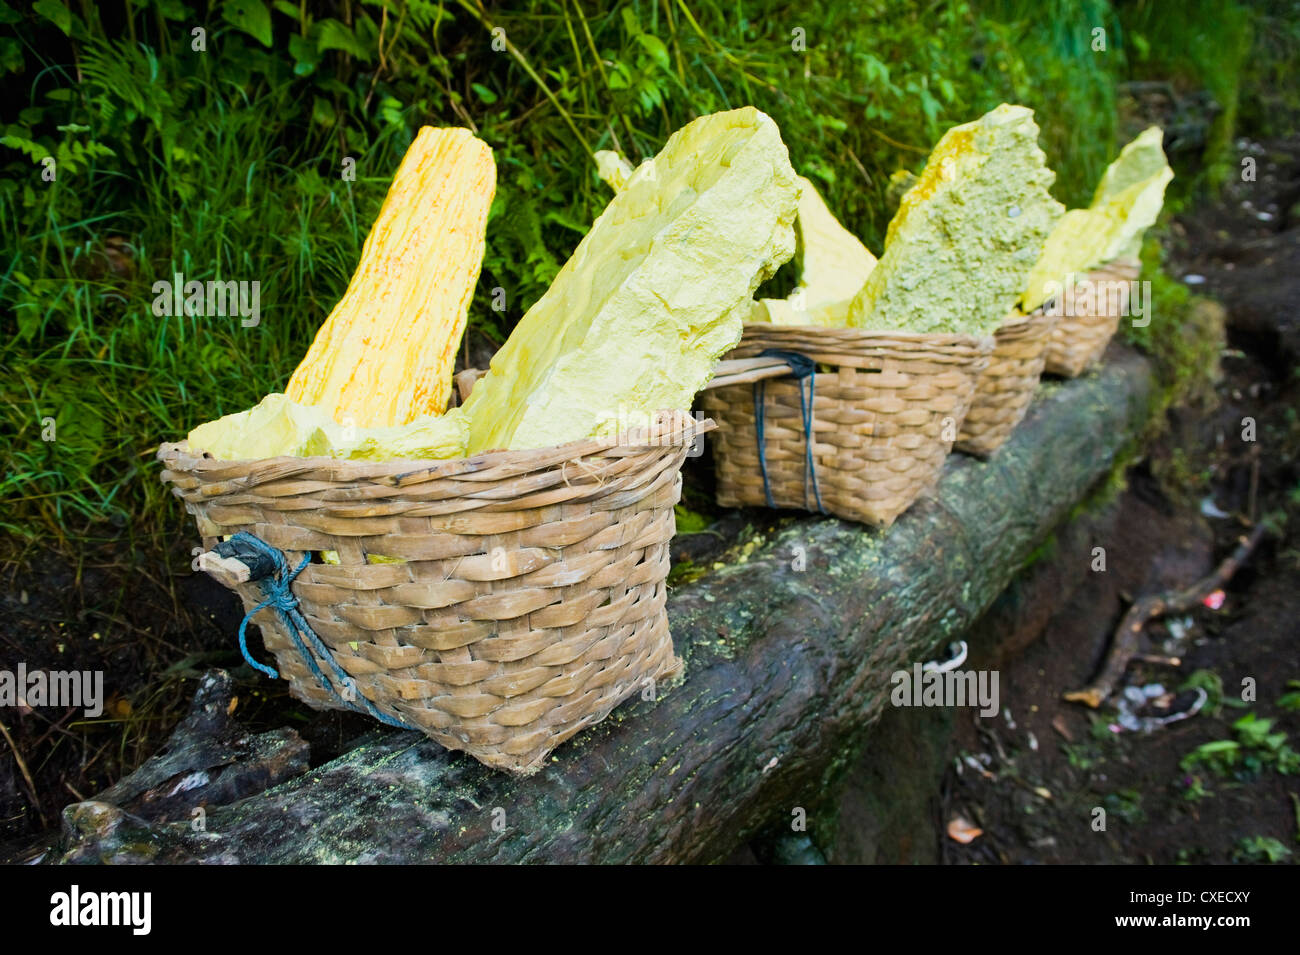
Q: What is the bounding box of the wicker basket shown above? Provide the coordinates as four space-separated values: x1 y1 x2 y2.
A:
1043 259 1140 377
158 410 709 775
700 325 993 527
954 307 1057 457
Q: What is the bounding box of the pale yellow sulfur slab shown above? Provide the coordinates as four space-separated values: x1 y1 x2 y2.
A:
848 103 1063 336
1021 126 1172 312
751 176 877 327
460 106 800 453
593 157 870 329
594 149 636 192
186 393 467 461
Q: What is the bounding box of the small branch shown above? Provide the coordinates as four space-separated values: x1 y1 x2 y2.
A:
0 719 46 827
1065 523 1269 708
456 0 594 158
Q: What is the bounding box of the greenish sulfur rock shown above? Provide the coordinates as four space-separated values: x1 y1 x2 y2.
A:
848 103 1063 336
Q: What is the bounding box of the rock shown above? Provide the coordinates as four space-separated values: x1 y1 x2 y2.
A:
850 104 1063 335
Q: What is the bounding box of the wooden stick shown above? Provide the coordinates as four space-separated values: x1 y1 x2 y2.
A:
455 367 486 404
0 719 45 826
1065 523 1269 708
197 551 253 589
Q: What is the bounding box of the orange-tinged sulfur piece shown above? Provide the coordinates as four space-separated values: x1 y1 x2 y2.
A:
286 127 495 428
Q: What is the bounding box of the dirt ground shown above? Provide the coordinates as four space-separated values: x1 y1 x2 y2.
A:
3 139 1298 864
940 137 1300 865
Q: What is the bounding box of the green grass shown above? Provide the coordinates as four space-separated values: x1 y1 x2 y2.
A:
0 0 1277 563
1122 0 1255 189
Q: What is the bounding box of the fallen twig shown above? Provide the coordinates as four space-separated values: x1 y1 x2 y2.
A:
1065 523 1269 708
0 719 45 827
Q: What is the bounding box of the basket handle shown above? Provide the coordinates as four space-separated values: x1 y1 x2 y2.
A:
456 359 795 398
705 356 799 390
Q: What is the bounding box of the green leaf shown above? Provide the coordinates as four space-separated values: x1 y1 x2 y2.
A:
817 113 848 133
1 134 50 163
223 0 272 48
919 87 941 127
16 301 42 341
471 82 497 105
635 34 670 72
0 38 23 75
1130 32 1150 62
153 0 192 19
288 33 320 75
315 18 370 60
33 0 71 35
0 3 21 27
311 96 336 128
607 59 631 90
673 505 710 535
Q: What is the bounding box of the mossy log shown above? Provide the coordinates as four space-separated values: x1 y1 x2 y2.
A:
50 348 1153 865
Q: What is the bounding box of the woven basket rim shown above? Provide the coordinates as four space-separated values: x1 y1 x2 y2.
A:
739 322 995 348
995 304 1055 336
730 323 995 370
158 409 713 481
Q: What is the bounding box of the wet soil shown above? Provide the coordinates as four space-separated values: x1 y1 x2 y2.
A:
940 136 1300 866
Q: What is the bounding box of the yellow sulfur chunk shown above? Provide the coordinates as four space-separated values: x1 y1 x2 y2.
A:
285 127 495 428
320 551 406 565
1021 126 1172 312
594 150 636 192
751 176 877 327
460 107 799 453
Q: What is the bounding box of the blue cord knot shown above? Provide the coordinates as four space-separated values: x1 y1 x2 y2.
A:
218 531 415 731
753 348 826 514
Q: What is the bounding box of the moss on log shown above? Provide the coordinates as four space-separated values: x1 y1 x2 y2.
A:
51 348 1154 864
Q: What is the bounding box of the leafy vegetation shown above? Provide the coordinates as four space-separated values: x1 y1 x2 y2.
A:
1233 834 1292 863
1180 712 1300 779
0 0 1281 560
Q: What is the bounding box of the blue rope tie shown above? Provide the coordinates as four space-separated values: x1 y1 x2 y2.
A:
220 531 416 731
753 349 825 514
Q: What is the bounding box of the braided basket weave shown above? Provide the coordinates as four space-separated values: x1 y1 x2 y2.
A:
1043 259 1140 377
158 410 709 775
954 306 1057 457
701 324 993 527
